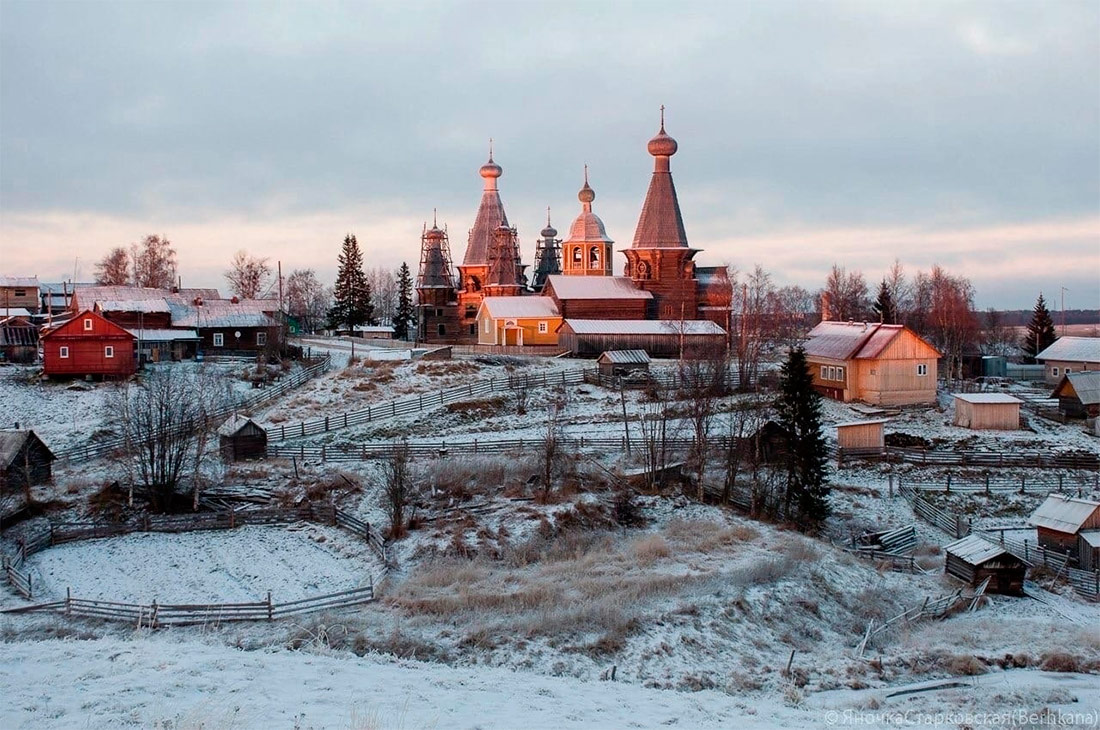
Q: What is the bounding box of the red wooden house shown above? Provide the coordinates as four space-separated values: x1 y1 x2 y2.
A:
41 309 136 378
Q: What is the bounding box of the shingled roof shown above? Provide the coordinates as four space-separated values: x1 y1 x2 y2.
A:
631 120 691 250
462 153 510 267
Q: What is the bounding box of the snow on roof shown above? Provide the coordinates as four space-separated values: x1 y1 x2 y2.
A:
196 310 278 329
126 328 201 341
1036 336 1100 364
0 307 34 318
1079 530 1100 549
480 296 561 319
952 393 1022 405
96 299 172 313
39 281 95 295
545 275 652 300
0 276 39 288
168 300 277 329
217 415 262 437
353 325 396 333
944 534 1011 565
598 349 651 364
804 321 939 361
834 419 890 429
563 319 725 336
1052 371 1100 405
0 430 54 464
1029 494 1100 534
74 286 175 302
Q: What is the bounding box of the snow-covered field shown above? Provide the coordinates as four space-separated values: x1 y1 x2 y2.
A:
23 523 381 605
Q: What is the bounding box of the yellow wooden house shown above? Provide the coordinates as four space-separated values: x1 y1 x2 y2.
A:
475 297 562 346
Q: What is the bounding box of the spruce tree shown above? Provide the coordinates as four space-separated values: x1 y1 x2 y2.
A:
1021 293 1057 363
872 279 897 324
394 262 415 341
775 347 830 530
328 234 372 331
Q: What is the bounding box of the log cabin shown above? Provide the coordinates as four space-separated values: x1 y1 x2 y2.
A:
475 297 562 346
0 430 56 490
943 534 1026 595
1035 336 1100 385
1051 371 1100 420
803 321 940 405
0 276 40 314
218 416 268 461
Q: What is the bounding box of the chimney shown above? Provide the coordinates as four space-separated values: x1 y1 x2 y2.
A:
193 296 204 306
821 292 832 323
231 296 240 304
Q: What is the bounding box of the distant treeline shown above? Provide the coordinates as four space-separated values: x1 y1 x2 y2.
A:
989 309 1099 326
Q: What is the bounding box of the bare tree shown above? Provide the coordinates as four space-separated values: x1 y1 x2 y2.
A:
535 408 564 503
720 393 767 506
982 308 1017 358
680 345 727 499
130 234 177 289
770 284 814 349
224 250 273 299
732 265 775 390
823 264 869 321
637 379 678 492
285 269 330 333
112 367 226 512
382 440 414 539
365 267 397 325
95 247 131 285
927 265 979 383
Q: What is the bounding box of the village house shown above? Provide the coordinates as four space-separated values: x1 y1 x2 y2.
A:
1035 336 1100 384
943 534 1026 595
0 430 56 491
475 297 562 346
1029 494 1100 559
0 276 40 315
41 309 137 378
803 321 940 405
952 393 1022 430
1050 371 1100 420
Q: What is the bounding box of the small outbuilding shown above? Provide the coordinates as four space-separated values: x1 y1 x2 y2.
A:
1029 494 1100 558
1051 371 1100 420
952 393 1021 430
218 416 267 461
943 534 1026 595
0 316 39 364
1078 531 1100 572
0 430 56 490
597 350 651 377
835 419 887 450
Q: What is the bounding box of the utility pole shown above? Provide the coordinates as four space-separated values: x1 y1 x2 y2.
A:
1060 286 1068 337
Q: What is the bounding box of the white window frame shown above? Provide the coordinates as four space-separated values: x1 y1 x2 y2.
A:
484 318 491 333
84 318 93 331
917 363 928 376
59 346 69 359
538 321 548 334
256 332 267 346
820 366 826 380
837 366 845 382
1052 367 1059 377
1064 367 1071 374
213 332 224 347
104 346 114 359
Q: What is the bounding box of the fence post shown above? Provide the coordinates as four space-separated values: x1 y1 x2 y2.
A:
1024 540 1029 563
985 474 990 496
1020 475 1026 495
151 599 159 629
267 591 273 621
946 474 951 493
321 445 326 462
66 587 71 616
301 422 306 438
281 425 285 441
344 413 348 428
324 416 329 432
1058 474 1063 492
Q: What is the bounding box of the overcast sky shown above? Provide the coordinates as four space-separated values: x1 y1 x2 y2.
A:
2 0 1097 309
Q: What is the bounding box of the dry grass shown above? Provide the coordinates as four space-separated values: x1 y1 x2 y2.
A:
631 534 671 565
663 518 759 553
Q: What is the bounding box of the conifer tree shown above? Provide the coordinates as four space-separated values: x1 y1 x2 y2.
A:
328 234 373 330
1021 293 1057 363
775 347 830 530
872 279 897 324
394 262 415 341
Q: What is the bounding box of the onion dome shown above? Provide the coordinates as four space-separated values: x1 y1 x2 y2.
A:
578 180 595 205
541 208 557 239
647 105 678 157
479 156 502 179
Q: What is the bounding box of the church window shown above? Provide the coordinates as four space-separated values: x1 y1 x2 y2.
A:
573 247 582 264
590 246 600 265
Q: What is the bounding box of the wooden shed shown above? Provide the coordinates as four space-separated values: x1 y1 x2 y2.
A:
1029 494 1100 557
1051 371 1100 420
0 316 39 364
835 419 887 450
0 430 56 490
1078 531 1100 572
218 416 267 461
943 534 1026 595
952 393 1021 430
597 350 651 377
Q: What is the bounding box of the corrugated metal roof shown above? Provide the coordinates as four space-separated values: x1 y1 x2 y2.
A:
804 321 940 361
953 393 1022 404
598 349 651 364
944 534 1010 565
546 276 652 300
1036 336 1100 364
480 296 560 319
0 276 39 288
1029 494 1100 534
126 328 200 341
1052 371 1100 406
563 319 725 336
1079 530 1100 549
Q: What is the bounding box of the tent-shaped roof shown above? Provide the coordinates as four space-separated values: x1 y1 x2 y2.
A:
1036 336 1100 364
1051 371 1100 405
944 534 1011 566
1029 494 1100 534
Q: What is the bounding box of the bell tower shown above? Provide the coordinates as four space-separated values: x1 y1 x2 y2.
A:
562 167 614 277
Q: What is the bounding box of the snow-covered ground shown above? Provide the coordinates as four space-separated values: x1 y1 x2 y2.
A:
22 523 381 605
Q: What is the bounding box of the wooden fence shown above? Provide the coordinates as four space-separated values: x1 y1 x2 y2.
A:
0 502 386 602
855 582 987 657
59 355 331 463
267 367 596 442
838 445 1099 471
897 472 1098 496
